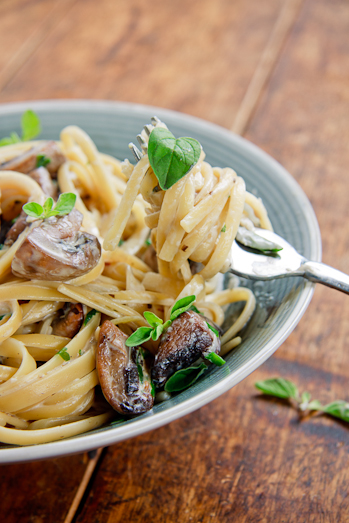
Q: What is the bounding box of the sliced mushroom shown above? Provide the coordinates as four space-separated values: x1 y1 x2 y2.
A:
142 244 158 272
11 208 101 281
0 141 66 177
152 310 221 389
28 167 58 199
4 210 28 246
51 303 84 338
97 320 154 415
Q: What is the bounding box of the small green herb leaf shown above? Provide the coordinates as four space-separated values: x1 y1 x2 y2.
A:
21 110 41 141
148 127 201 190
0 315 5 321
206 322 219 338
205 352 226 366
36 154 51 168
125 327 153 347
118 239 124 246
164 363 208 392
170 295 196 321
43 197 54 215
22 202 44 218
221 224 226 233
84 309 97 325
0 132 21 147
22 193 77 220
145 238 152 246
236 227 283 253
49 192 76 217
57 347 70 361
255 377 299 400
136 351 144 383
143 311 163 328
110 418 125 426
189 305 202 315
322 401 349 423
307 399 323 411
151 324 164 341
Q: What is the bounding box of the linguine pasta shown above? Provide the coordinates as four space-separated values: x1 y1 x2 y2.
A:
0 120 271 446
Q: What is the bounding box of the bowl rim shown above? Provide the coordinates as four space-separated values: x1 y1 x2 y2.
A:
0 99 321 463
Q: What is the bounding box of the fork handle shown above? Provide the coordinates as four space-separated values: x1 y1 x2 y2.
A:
302 261 349 294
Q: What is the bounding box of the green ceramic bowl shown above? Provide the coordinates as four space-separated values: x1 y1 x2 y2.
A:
0 100 321 463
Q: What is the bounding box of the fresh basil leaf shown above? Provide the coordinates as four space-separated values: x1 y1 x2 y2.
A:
43 197 54 216
143 311 163 328
206 322 219 338
79 349 82 356
170 295 196 321
145 238 152 246
22 201 44 218
205 352 226 366
322 401 349 422
164 362 208 392
148 127 201 190
49 192 76 217
125 327 153 347
0 132 21 147
221 224 226 233
236 227 283 252
21 110 41 141
36 154 51 168
255 377 299 400
84 309 97 325
118 239 124 246
57 347 70 361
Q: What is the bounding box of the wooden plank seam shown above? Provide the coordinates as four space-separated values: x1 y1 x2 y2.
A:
231 0 304 136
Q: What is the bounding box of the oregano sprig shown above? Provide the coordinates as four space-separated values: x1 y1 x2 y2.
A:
125 295 196 347
23 193 76 220
255 377 349 424
0 110 41 146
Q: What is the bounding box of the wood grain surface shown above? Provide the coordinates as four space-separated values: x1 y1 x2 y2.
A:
1 0 349 522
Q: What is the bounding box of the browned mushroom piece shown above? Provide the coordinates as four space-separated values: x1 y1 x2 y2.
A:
152 310 221 389
51 303 84 338
0 141 66 177
3 210 28 247
142 245 158 272
97 320 154 415
11 208 101 281
28 167 58 199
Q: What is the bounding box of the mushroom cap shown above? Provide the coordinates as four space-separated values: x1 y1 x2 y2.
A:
97 321 154 416
11 209 101 281
152 310 220 389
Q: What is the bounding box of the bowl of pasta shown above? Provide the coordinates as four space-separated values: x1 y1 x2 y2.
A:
0 100 321 463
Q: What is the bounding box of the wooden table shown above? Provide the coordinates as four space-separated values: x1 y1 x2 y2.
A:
1 0 349 521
